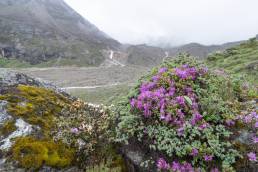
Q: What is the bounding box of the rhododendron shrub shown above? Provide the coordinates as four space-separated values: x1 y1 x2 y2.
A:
114 55 257 171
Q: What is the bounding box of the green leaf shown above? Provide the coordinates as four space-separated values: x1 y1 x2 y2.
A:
184 96 192 105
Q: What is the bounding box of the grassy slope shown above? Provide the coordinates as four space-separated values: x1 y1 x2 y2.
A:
0 58 32 68
67 84 132 105
206 38 258 84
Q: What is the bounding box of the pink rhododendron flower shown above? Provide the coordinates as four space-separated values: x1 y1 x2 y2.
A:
247 152 257 162
191 148 199 157
204 155 213 161
156 158 170 170
255 122 258 128
252 136 258 143
70 127 79 134
211 168 219 172
225 119 235 126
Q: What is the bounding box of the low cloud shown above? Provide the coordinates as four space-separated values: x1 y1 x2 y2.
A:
65 0 258 46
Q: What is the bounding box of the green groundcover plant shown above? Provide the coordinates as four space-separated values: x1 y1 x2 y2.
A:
114 54 257 171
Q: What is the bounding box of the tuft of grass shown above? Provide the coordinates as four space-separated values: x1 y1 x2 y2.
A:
0 57 32 68
67 84 132 105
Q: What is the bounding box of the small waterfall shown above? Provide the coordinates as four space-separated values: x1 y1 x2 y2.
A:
109 50 114 60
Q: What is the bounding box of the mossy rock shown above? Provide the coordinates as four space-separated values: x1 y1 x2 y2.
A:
0 71 126 171
0 84 71 137
0 120 17 136
11 136 75 170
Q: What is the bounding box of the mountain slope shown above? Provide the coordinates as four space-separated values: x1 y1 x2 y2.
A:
167 41 243 59
0 0 120 66
124 44 167 67
206 38 258 83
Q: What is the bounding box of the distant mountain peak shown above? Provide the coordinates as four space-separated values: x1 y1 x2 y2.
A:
0 0 120 65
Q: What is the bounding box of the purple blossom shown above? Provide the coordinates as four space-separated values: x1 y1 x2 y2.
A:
211 168 219 172
252 136 258 143
165 114 172 122
243 115 253 123
190 112 203 126
177 127 184 136
70 127 79 134
136 101 143 109
130 98 137 107
255 122 258 128
176 96 185 106
184 87 193 94
168 87 176 96
160 114 166 120
192 102 199 110
177 109 185 118
200 67 208 75
182 162 194 172
140 82 155 93
199 123 209 130
204 155 213 161
174 65 198 80
251 111 258 119
191 148 199 157
247 152 257 162
175 68 188 79
159 67 168 73
225 119 235 126
152 75 160 82
156 158 170 170
171 161 181 171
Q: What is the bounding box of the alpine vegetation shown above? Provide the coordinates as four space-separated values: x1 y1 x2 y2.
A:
114 54 257 171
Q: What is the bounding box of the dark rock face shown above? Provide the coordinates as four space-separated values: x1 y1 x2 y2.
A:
120 140 158 172
0 0 120 66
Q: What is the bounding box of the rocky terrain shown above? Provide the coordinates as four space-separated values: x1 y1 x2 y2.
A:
0 70 125 171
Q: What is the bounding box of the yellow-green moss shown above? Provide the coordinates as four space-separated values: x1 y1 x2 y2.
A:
0 85 71 137
0 120 17 136
11 136 75 169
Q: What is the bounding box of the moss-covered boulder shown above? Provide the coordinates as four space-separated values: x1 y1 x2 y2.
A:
0 71 122 171
114 55 258 172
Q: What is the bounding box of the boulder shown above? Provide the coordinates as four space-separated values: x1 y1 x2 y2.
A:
0 71 115 171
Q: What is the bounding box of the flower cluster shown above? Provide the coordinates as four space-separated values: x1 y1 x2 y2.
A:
130 65 207 130
156 158 219 172
236 111 258 128
115 56 257 171
157 158 194 172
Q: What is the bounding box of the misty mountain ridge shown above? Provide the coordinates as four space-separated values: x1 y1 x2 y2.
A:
0 0 252 67
0 0 120 66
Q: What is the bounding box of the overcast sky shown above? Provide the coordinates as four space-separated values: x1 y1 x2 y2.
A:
64 0 258 46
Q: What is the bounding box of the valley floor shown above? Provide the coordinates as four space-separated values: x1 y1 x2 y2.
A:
3 66 149 104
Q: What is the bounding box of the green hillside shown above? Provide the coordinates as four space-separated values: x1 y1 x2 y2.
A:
206 38 258 84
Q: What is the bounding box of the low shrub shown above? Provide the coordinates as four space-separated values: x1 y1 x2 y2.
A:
114 55 257 171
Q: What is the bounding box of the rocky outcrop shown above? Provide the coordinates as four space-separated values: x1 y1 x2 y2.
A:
0 71 117 171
